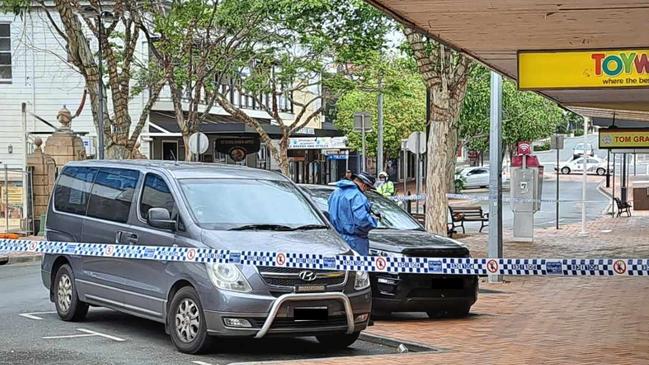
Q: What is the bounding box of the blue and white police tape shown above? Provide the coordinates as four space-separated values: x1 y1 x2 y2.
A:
1 239 648 276
392 193 608 204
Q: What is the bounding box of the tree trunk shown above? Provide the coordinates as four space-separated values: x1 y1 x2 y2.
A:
424 86 452 235
445 125 458 193
278 133 290 175
183 134 193 161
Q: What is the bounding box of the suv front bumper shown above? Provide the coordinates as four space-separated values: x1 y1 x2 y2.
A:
203 289 371 337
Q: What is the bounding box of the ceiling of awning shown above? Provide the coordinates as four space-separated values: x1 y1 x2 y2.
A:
367 0 649 122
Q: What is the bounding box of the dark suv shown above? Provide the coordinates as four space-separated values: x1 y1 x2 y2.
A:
300 184 478 318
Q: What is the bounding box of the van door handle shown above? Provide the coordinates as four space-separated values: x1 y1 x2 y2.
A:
126 233 139 245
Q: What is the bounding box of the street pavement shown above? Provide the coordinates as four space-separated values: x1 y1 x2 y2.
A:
0 263 416 365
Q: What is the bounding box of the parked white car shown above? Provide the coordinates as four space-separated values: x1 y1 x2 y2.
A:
572 142 595 158
457 166 509 189
557 156 609 175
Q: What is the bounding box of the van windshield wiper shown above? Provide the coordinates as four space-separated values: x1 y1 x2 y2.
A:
228 224 294 231
291 224 328 230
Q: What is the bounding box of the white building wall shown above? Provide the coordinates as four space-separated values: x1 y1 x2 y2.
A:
0 9 148 170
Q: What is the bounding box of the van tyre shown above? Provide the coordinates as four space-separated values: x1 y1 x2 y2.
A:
561 167 571 175
53 264 89 321
168 287 212 354
316 332 360 349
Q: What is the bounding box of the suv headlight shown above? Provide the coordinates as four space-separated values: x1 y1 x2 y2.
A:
206 263 252 293
370 249 403 258
354 270 370 290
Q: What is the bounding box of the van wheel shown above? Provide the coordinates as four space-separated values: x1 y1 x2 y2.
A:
168 287 212 354
596 168 606 176
561 167 571 175
316 332 360 349
53 264 88 321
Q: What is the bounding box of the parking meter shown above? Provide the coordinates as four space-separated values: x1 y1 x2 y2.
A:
510 142 543 242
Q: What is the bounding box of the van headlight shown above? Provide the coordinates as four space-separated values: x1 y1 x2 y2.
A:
354 270 370 290
206 263 252 293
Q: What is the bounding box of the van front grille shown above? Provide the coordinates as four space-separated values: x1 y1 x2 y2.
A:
257 267 346 288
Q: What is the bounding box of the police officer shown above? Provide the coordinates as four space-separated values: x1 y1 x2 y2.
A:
376 171 395 197
327 172 378 256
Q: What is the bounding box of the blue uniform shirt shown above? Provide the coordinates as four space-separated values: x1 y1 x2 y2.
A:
327 180 378 256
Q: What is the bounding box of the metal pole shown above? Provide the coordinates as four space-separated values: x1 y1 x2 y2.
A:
579 117 588 235
621 153 627 202
377 79 384 175
402 144 407 194
488 71 503 282
611 153 616 216
97 14 105 160
606 149 611 188
4 165 8 233
361 114 366 172
634 153 637 176
415 134 420 213
556 146 560 229
22 102 28 231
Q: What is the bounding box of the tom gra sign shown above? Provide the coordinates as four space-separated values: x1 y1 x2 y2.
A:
599 129 649 149
518 49 649 89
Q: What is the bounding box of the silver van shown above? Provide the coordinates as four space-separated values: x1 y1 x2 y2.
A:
42 160 371 353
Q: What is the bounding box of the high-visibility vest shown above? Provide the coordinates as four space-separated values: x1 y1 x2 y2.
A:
377 181 395 197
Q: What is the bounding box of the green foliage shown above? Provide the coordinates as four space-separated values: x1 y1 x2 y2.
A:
335 57 425 159
459 65 564 152
454 175 466 193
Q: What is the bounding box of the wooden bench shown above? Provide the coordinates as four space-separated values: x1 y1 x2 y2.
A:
614 198 632 217
448 206 489 234
410 212 456 237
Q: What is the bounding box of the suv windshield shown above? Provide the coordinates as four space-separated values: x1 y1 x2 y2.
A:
305 187 422 231
179 179 325 230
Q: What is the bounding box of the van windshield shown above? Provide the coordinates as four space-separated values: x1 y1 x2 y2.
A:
179 179 325 230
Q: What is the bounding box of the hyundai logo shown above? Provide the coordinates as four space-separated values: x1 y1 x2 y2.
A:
298 270 318 282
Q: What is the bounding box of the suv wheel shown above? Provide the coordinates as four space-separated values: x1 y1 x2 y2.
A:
561 167 571 175
316 332 360 349
168 287 212 354
596 167 606 176
53 264 89 321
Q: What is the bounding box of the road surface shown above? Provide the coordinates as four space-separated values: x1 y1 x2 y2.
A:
0 263 415 365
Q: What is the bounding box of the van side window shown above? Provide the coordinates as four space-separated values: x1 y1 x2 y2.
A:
86 168 139 223
54 166 98 215
140 174 175 220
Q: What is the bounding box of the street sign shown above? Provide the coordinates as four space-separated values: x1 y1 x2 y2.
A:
550 135 565 150
406 131 426 154
599 128 649 149
353 112 372 132
188 132 209 154
288 137 348 150
517 141 532 155
518 49 649 90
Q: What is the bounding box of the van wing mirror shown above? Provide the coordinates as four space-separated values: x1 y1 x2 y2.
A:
147 208 177 231
321 210 331 221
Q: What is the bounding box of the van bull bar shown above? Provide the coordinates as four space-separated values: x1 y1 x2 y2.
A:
2 239 649 276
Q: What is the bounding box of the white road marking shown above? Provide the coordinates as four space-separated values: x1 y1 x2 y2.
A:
19 311 57 320
42 334 97 340
77 328 126 342
42 328 126 342
192 361 215 365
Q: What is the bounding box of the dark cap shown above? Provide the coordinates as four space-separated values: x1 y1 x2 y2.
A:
353 172 376 190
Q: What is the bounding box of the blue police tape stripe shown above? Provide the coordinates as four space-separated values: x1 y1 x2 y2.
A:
1 239 648 276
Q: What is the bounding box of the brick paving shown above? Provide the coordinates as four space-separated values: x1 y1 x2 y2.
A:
271 215 649 364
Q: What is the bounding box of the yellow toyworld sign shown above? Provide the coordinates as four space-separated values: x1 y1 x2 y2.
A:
518 49 649 89
599 129 649 149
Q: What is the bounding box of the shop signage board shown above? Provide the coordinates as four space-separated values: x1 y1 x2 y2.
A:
599 129 649 149
518 49 649 89
288 137 348 150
